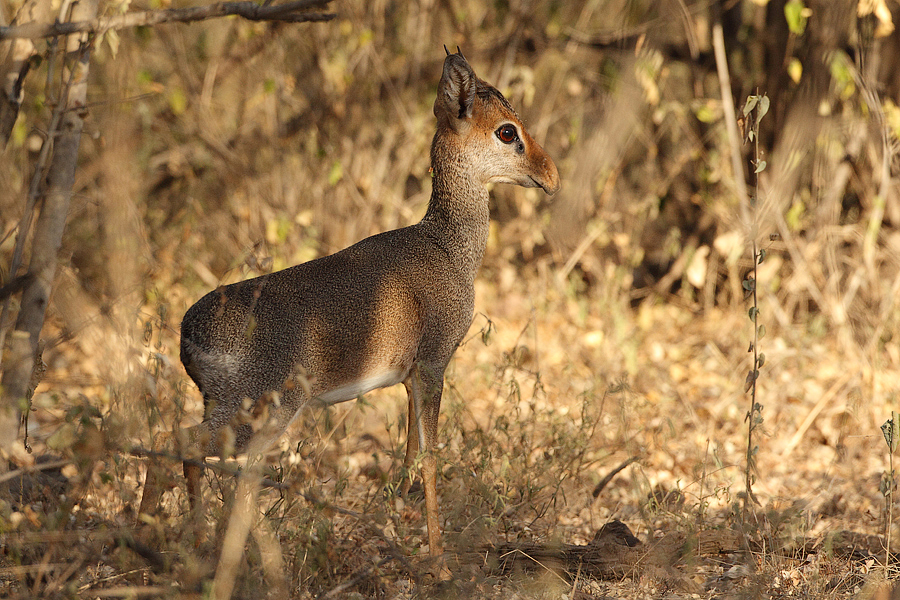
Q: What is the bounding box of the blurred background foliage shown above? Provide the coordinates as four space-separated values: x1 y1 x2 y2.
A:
1 0 898 485
3 0 898 361
0 0 896 481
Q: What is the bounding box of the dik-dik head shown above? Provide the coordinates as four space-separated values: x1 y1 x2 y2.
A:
432 50 560 195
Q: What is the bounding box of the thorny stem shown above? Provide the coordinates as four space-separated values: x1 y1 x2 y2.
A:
888 447 894 572
880 413 899 573
744 92 765 506
746 236 758 501
748 116 758 498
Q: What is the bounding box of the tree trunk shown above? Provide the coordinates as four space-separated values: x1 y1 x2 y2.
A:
0 0 99 465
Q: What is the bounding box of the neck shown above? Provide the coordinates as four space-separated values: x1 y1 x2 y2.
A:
420 157 491 281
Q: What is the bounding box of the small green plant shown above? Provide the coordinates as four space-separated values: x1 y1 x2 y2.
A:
741 93 769 505
881 411 899 572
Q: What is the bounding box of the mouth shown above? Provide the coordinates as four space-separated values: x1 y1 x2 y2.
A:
490 173 560 194
533 175 560 195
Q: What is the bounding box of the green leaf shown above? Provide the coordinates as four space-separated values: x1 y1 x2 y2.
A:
328 160 343 185
758 248 767 264
744 369 755 392
266 217 291 245
758 324 767 339
742 278 756 292
11 117 28 148
481 319 495 346
784 0 809 35
786 199 806 231
47 423 78 450
695 104 717 123
754 160 767 173
168 87 187 116
749 307 759 321
743 96 758 117
829 51 856 101
757 353 766 368
758 95 770 122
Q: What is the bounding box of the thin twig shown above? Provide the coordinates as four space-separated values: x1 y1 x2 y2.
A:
0 0 335 41
888 444 893 573
591 456 638 499
131 446 289 491
317 555 397 600
0 457 69 485
711 18 750 219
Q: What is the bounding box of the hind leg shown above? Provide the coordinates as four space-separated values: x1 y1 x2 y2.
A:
184 460 203 511
400 392 421 497
138 423 210 517
139 453 169 517
139 430 176 517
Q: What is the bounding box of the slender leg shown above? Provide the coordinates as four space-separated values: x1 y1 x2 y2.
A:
138 458 166 517
184 461 203 511
406 365 450 578
182 459 208 546
177 421 214 514
419 446 442 556
139 424 208 517
139 431 173 517
400 391 418 497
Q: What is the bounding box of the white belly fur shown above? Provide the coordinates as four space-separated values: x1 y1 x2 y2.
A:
315 368 407 405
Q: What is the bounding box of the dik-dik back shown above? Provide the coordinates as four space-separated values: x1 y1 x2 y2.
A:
143 49 559 560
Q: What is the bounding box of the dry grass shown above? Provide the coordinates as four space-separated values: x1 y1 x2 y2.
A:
2 0 900 598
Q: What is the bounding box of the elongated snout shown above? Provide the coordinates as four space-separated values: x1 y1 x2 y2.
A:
527 140 560 195
535 159 560 195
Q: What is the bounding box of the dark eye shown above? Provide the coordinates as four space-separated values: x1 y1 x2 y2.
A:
496 125 518 144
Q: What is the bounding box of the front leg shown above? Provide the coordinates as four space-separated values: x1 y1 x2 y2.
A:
400 392 419 497
404 364 445 567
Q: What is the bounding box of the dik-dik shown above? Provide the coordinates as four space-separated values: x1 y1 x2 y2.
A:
140 49 560 560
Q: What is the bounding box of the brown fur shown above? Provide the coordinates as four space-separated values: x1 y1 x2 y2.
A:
140 50 560 564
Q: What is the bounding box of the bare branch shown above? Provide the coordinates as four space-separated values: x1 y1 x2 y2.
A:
0 0 335 41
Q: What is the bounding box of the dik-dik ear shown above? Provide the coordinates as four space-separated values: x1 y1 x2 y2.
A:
434 52 478 130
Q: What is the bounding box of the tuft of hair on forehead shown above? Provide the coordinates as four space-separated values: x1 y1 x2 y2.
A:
475 82 518 117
